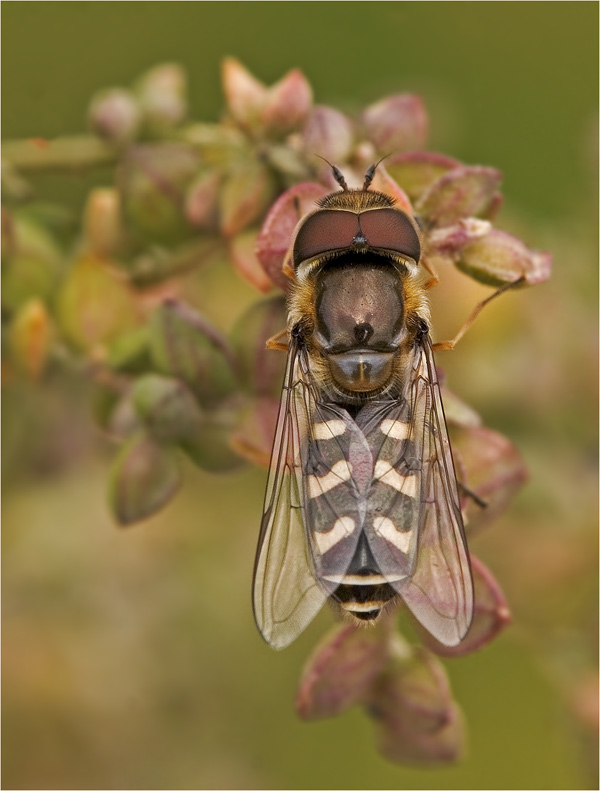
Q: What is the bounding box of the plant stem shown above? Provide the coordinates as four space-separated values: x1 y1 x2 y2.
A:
2 135 118 173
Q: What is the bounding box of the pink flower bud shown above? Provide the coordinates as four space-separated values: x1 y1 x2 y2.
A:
88 88 142 145
417 555 511 657
362 94 428 154
368 164 414 214
262 68 313 136
221 58 268 132
136 63 188 129
184 169 222 231
296 621 391 720
367 646 466 766
450 425 529 535
131 374 204 443
229 229 275 294
302 105 354 163
255 182 330 291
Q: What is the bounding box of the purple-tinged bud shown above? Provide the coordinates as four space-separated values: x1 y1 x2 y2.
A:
132 374 203 443
83 188 124 258
88 87 142 145
229 230 275 294
229 295 287 397
221 58 268 132
149 300 237 407
450 425 529 535
427 217 491 259
9 298 53 379
296 621 391 720
456 228 553 287
367 643 466 766
302 105 355 164
255 182 330 291
180 396 247 473
386 151 461 202
229 396 280 468
56 255 139 352
108 431 182 526
362 94 428 154
417 555 511 657
135 63 188 130
184 169 222 231
219 160 276 238
261 68 313 136
416 166 503 227
118 143 199 245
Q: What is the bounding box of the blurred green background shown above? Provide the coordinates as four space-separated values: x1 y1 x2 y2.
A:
2 3 598 789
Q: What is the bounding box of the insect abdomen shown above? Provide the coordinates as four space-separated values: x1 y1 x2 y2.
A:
332 579 397 621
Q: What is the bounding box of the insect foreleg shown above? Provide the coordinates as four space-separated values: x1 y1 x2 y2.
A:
432 275 525 352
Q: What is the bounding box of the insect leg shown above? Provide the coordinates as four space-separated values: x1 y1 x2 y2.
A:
457 480 488 509
420 255 440 291
266 327 289 352
432 276 525 351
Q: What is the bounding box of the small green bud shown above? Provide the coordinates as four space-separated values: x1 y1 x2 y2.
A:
9 298 53 379
181 398 247 473
108 431 182 526
132 374 203 443
456 228 552 287
135 63 188 131
82 188 124 258
416 166 503 227
219 159 276 237
149 300 237 406
386 151 460 203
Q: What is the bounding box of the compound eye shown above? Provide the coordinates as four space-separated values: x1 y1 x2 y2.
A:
293 210 358 268
359 209 421 262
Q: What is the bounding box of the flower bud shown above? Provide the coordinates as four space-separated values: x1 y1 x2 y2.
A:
118 143 199 245
180 397 247 473
229 396 280 468
261 68 313 136
149 300 237 407
219 160 276 237
362 94 428 154
229 295 287 396
416 166 503 227
82 188 124 258
367 644 466 766
132 374 204 443
135 63 188 130
302 105 355 164
255 182 330 291
386 151 460 202
456 228 552 287
296 621 391 720
9 298 53 379
229 230 274 293
368 164 413 214
56 255 139 352
108 431 182 526
440 384 482 429
182 122 247 166
417 555 511 657
221 58 269 132
450 425 529 535
88 87 142 145
184 169 222 231
1 215 63 312
107 326 151 373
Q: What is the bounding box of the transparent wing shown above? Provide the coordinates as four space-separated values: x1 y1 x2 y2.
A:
357 331 473 646
400 332 473 645
252 341 327 650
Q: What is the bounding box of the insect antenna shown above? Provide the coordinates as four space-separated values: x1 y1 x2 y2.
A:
315 154 348 191
362 154 390 190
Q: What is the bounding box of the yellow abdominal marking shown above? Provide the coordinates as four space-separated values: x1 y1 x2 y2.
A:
373 516 412 553
314 516 355 554
380 419 411 440
313 419 346 439
308 460 352 498
374 460 418 498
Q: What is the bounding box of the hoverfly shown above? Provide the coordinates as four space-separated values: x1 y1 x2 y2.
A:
253 163 473 650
